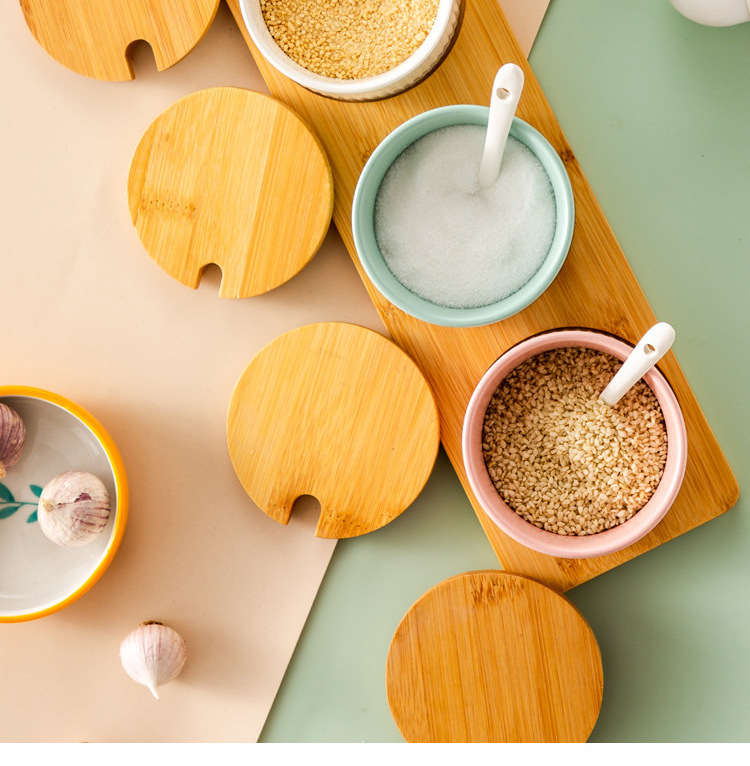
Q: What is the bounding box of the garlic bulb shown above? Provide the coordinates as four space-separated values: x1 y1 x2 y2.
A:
37 470 110 546
0 403 26 479
120 621 187 699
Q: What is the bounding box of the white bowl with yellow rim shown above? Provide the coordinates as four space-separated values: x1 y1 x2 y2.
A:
0 386 128 622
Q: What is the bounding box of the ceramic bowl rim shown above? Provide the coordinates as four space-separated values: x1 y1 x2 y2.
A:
0 385 128 622
461 329 688 559
351 105 575 327
238 0 459 98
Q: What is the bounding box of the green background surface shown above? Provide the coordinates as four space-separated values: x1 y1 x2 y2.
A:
260 0 749 743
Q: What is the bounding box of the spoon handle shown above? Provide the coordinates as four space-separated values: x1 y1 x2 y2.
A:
599 323 676 406
478 63 524 188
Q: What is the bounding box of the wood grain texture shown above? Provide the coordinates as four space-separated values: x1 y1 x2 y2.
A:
127 87 333 298
386 570 603 742
225 0 739 587
226 322 440 539
19 0 220 81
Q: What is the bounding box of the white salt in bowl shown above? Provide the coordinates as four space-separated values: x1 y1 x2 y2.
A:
461 329 688 559
352 105 575 327
0 386 128 621
239 0 462 101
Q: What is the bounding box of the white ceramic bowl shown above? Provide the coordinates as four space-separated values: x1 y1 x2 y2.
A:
0 387 128 622
352 106 574 327
239 0 463 101
462 330 688 559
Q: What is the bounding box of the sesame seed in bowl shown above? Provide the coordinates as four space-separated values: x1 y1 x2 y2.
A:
240 0 463 101
462 329 688 559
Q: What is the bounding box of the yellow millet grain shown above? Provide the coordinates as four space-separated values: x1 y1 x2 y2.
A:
260 0 441 80
482 347 669 536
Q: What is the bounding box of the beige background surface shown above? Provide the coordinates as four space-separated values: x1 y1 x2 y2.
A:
0 0 547 743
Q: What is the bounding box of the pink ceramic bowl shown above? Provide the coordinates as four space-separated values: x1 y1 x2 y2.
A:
462 329 688 559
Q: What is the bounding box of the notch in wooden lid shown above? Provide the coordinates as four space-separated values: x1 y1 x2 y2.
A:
128 87 333 298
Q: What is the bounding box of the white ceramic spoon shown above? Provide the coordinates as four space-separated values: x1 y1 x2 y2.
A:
599 322 676 406
478 63 524 188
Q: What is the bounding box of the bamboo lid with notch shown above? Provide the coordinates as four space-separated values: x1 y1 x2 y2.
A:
127 87 333 298
20 0 220 81
227 322 440 539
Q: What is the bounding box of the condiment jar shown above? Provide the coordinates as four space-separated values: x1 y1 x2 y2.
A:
352 104 575 327
239 0 462 101
461 329 688 558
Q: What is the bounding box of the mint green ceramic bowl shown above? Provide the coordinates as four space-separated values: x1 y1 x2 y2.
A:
352 105 575 327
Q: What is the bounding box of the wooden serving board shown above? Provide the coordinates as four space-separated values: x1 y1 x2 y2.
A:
386 571 603 742
226 0 739 591
20 0 220 81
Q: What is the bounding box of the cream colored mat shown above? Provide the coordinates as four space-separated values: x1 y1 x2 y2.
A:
0 0 549 743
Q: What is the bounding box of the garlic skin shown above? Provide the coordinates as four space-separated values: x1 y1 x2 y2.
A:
37 470 110 546
120 622 187 699
0 402 26 479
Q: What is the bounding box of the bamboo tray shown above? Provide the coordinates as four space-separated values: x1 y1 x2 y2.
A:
226 0 739 592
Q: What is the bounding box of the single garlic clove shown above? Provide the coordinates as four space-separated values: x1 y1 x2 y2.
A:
37 470 110 546
0 402 27 479
120 621 187 699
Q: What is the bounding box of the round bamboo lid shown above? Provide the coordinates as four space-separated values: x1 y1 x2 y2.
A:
227 322 440 538
128 87 333 298
386 570 603 742
20 0 220 81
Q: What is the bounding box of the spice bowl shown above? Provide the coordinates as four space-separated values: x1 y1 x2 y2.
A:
238 0 462 101
0 386 128 622
352 105 575 327
461 330 688 559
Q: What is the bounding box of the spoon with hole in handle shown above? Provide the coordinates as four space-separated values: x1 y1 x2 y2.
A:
478 63 524 188
599 323 676 407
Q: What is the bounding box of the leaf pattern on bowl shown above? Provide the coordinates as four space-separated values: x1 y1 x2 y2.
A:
0 482 41 523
